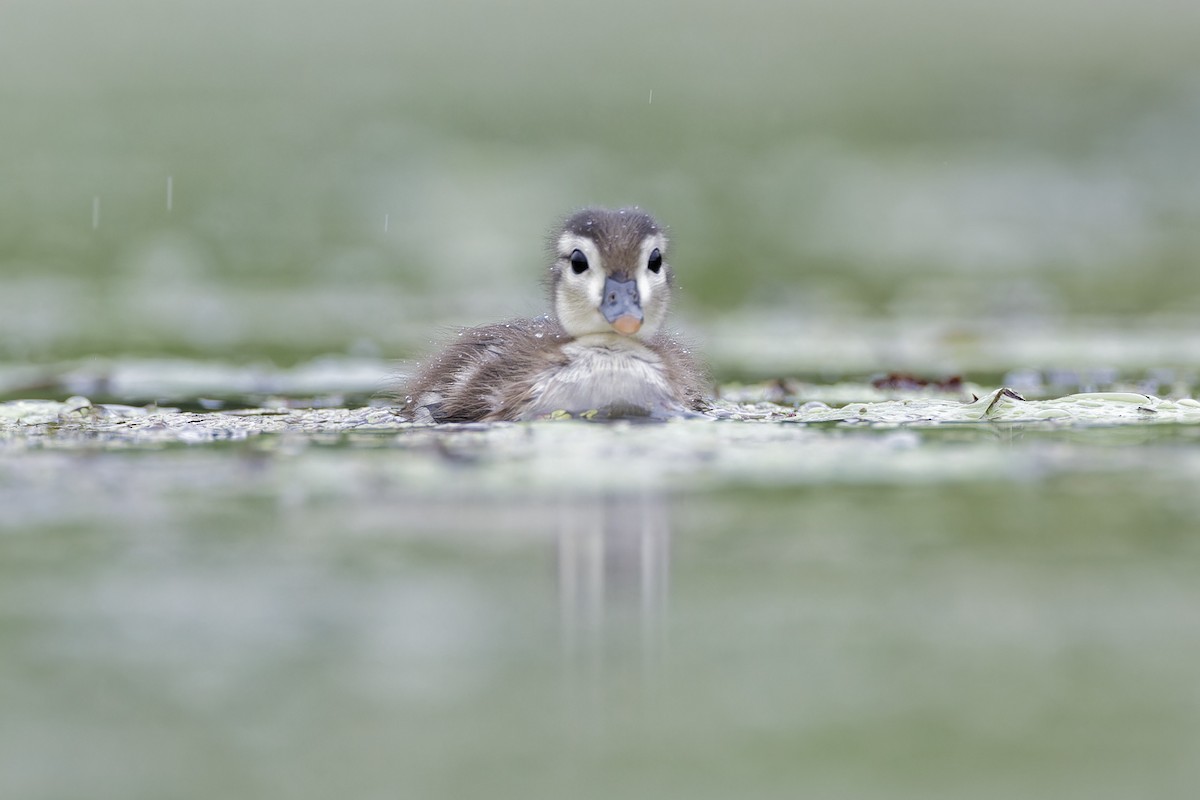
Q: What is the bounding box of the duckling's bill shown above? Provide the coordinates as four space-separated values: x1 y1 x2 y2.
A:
600 275 643 335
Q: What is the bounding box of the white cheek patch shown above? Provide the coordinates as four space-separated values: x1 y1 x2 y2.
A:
555 235 608 334
557 281 601 325
635 233 669 325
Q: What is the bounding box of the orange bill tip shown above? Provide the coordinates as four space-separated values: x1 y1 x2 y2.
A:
611 316 643 335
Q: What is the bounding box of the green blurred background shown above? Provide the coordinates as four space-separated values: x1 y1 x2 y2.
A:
6 4 1200 800
4 0 1200 369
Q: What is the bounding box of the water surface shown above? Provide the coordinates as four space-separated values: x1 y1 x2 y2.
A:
3 371 1200 799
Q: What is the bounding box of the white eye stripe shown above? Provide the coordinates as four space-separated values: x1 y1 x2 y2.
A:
556 235 602 275
555 233 668 275
638 234 668 276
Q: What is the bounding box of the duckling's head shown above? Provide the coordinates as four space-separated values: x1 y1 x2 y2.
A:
548 207 672 340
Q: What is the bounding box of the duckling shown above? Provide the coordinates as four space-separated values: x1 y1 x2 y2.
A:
401 207 709 422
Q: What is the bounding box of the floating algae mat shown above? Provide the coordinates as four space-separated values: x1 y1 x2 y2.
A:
4 367 1200 490
4 359 1200 800
4 382 1200 447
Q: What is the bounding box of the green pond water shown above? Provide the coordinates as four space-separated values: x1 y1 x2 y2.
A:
4 368 1200 799
5 0 1200 796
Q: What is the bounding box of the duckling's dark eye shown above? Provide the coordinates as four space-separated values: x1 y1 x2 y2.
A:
648 248 663 273
569 249 589 274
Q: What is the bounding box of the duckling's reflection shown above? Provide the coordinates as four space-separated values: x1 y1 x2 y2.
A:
555 492 671 671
